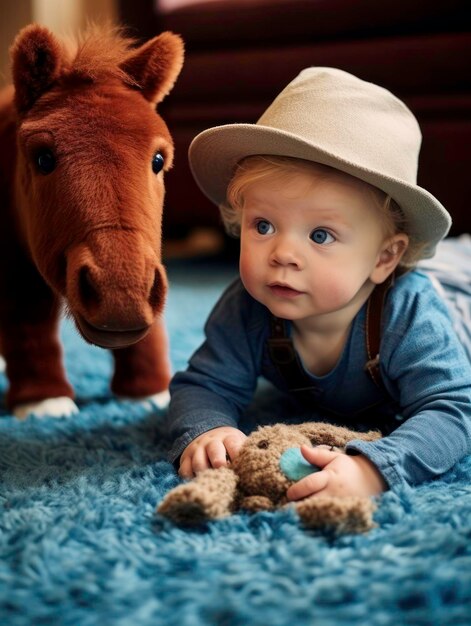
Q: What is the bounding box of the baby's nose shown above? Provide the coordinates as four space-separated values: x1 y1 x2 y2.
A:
270 238 302 267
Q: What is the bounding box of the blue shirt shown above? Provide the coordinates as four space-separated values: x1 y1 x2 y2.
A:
167 270 471 489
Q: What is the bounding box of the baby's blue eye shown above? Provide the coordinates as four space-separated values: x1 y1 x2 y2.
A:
310 229 334 244
256 220 273 235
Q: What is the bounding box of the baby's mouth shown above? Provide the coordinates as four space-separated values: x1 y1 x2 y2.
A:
268 283 304 298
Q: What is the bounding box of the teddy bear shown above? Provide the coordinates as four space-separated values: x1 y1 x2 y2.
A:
157 422 382 534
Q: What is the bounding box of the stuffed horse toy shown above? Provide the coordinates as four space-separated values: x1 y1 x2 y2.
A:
0 24 184 418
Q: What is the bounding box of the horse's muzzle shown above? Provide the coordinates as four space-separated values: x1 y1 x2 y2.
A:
65 235 168 348
75 314 152 349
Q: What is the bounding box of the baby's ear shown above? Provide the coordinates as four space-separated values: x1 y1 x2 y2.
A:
11 24 63 115
371 234 409 284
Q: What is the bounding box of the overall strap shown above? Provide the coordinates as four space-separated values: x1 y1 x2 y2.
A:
267 274 395 390
267 317 315 392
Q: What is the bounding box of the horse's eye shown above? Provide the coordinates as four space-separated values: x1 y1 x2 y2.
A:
152 152 164 174
36 149 56 175
257 440 269 449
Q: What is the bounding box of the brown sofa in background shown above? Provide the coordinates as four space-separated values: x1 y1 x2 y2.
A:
117 0 471 243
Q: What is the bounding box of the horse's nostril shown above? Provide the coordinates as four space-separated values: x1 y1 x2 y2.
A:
78 266 101 310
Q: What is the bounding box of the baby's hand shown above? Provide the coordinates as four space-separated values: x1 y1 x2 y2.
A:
286 445 387 500
179 426 247 478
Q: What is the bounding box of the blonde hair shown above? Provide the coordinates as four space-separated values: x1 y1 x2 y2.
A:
221 155 426 269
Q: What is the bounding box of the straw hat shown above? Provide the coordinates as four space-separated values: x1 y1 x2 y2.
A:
189 67 451 258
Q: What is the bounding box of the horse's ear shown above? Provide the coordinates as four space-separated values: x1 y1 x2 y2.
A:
122 31 184 104
11 24 63 115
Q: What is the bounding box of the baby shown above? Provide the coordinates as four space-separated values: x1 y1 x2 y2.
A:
167 68 471 501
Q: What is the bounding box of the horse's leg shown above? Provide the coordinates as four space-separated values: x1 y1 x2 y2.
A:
0 259 75 416
111 316 171 403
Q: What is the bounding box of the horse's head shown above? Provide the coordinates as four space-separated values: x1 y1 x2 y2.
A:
11 25 184 348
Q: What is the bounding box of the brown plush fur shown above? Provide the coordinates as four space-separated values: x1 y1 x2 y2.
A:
0 24 184 410
158 422 382 534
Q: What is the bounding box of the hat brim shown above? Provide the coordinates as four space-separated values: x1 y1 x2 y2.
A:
189 124 451 258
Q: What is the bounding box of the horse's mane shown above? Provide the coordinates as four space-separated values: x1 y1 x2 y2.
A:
61 24 139 86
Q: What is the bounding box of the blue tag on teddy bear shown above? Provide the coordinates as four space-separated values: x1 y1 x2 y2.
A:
279 447 321 481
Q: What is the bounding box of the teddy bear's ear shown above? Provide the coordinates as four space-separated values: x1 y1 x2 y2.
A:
121 31 184 104
11 24 63 115
296 422 380 448
353 429 382 442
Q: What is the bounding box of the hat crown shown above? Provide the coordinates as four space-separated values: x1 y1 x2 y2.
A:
257 67 422 185
188 66 451 259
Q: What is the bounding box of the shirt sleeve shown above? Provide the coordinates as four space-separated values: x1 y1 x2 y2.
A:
346 273 471 488
167 280 265 463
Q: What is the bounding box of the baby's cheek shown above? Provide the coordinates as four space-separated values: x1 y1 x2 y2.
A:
239 254 260 296
322 272 363 306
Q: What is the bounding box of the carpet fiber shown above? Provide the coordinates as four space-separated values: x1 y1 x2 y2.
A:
1 259 470 625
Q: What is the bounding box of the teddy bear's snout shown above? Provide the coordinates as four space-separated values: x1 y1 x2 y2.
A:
279 447 321 481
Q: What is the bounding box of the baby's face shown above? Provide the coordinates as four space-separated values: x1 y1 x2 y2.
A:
238 169 389 329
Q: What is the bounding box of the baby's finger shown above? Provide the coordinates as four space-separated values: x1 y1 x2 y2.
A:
224 433 247 462
300 444 340 468
192 446 211 474
286 470 329 501
206 439 229 468
178 455 194 479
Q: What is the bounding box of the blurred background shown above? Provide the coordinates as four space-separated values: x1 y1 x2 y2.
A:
1 0 116 85
1 0 470 255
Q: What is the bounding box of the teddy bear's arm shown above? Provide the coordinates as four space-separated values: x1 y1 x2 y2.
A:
294 494 376 534
239 495 275 512
157 466 238 525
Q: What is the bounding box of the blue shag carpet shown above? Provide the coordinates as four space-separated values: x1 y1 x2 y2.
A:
0 258 470 626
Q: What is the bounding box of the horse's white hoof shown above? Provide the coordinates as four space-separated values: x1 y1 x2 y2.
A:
146 389 171 409
13 397 79 419
119 389 170 410
0 355 5 373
